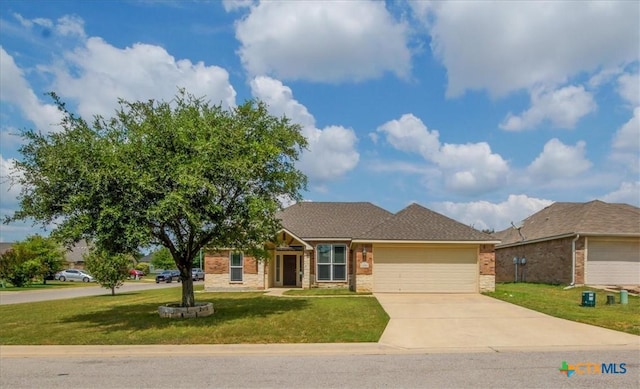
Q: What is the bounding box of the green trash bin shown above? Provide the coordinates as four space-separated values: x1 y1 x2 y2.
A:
620 290 628 305
581 291 596 307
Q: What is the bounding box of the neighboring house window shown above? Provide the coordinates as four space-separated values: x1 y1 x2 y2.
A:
230 252 243 282
276 255 280 283
316 244 346 281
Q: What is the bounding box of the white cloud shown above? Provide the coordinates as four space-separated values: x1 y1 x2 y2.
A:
249 76 314 128
432 194 554 231
422 2 639 97
600 181 640 207
50 37 237 119
55 15 86 38
435 142 509 194
299 126 359 182
235 1 411 82
376 114 439 159
527 138 592 180
618 72 640 106
377 115 509 195
611 108 640 171
250 76 359 183
0 47 63 132
500 85 597 131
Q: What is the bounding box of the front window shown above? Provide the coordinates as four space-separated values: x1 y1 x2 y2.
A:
230 252 243 282
316 244 347 281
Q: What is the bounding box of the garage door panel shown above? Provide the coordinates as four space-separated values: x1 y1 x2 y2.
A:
373 246 478 293
587 239 640 285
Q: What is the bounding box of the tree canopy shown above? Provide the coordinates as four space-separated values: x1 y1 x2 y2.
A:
6 90 307 306
85 249 131 296
0 235 65 287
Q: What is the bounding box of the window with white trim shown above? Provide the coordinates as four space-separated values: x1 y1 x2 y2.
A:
316 244 346 281
230 252 243 282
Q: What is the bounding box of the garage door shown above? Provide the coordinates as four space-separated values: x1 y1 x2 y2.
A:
373 246 478 293
587 239 640 285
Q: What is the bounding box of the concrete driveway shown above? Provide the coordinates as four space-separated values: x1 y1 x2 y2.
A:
375 294 639 352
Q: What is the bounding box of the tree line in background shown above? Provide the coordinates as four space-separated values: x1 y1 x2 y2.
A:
0 235 150 293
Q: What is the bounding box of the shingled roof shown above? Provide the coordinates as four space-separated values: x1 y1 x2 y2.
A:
277 202 392 239
495 200 640 246
357 203 496 242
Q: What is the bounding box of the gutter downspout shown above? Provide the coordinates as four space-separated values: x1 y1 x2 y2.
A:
570 234 580 286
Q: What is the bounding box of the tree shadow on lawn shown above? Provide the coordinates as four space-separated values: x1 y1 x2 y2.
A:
63 294 310 334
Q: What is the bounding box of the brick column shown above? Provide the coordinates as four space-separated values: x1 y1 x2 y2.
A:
302 250 311 289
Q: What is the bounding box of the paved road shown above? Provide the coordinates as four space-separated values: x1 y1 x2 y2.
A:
0 281 186 305
1 348 637 388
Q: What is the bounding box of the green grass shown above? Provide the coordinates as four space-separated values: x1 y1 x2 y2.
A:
283 288 372 296
0 287 389 345
485 283 640 335
0 280 98 291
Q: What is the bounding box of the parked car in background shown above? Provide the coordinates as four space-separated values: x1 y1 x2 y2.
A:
191 268 205 281
55 269 94 282
129 269 145 279
155 270 180 283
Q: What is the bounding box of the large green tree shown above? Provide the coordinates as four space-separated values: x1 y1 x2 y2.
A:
5 91 307 306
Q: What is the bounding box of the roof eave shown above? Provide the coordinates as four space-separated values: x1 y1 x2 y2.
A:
496 231 640 249
352 239 500 245
275 228 313 250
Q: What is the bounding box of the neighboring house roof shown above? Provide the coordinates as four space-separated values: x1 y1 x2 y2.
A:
495 200 640 247
0 242 15 255
277 202 392 239
277 202 495 243
357 203 496 242
64 240 92 263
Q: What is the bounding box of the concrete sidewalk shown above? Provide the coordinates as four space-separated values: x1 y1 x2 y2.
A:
375 293 640 351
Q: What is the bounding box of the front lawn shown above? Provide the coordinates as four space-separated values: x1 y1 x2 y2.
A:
485 283 640 335
0 287 389 345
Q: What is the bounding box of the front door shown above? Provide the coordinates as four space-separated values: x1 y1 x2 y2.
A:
283 255 297 286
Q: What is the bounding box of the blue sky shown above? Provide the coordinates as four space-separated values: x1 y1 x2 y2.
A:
1 0 638 242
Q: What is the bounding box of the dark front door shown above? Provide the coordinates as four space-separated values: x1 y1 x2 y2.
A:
283 255 297 286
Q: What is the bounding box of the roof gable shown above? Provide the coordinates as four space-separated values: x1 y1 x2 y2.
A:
358 203 496 241
496 200 640 246
277 202 392 239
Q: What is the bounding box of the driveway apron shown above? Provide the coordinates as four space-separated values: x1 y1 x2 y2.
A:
375 293 640 351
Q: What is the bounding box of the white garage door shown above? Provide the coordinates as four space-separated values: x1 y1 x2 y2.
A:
373 246 478 293
587 239 640 285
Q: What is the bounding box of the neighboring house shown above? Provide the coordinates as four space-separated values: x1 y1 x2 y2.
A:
205 202 498 293
63 240 92 270
0 242 14 256
494 200 640 286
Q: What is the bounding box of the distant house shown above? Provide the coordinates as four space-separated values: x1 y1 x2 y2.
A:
205 202 498 293
0 242 14 256
494 200 640 286
62 240 92 269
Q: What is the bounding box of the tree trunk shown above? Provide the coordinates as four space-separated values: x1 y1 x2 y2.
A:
111 286 115 296
181 269 195 307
